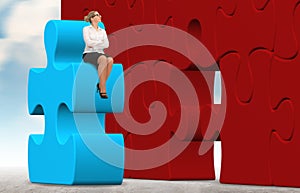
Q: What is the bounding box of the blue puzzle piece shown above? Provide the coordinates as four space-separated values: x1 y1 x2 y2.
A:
27 20 125 185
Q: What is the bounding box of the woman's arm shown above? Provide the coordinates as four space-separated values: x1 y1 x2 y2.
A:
83 27 99 48
95 30 109 50
102 30 109 49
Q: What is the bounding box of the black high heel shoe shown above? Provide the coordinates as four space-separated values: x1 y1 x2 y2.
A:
96 83 108 99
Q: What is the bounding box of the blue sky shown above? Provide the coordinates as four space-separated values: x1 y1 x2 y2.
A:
0 0 60 167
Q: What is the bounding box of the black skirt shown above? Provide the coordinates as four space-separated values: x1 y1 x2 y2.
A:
82 52 110 68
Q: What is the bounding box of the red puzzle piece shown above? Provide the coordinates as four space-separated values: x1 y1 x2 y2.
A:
273 0 299 59
155 0 237 60
107 60 216 179
216 0 275 103
219 49 289 186
126 133 215 180
270 57 299 187
269 3 300 187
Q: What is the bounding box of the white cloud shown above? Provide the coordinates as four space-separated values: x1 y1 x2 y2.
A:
0 0 60 69
5 0 61 42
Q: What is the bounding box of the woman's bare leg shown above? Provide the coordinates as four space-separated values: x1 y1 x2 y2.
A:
97 55 108 93
106 57 114 80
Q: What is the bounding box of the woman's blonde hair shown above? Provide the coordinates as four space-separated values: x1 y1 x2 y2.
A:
84 11 99 23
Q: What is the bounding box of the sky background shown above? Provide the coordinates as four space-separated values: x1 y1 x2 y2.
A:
0 0 60 167
0 0 221 178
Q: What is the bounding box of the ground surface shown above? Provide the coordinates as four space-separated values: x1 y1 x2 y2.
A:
1 167 300 193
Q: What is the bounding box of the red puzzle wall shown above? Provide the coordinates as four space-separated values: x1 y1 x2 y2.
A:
61 0 300 187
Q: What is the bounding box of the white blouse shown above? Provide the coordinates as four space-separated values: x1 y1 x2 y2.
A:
83 25 109 54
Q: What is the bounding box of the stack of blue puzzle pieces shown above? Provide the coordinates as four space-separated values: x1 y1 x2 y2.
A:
27 20 125 185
